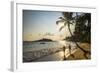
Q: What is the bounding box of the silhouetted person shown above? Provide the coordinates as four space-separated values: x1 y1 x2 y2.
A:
62 46 67 60
68 44 71 55
63 46 66 53
68 44 75 58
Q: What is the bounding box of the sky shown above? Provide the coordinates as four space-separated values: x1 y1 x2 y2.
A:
23 10 76 41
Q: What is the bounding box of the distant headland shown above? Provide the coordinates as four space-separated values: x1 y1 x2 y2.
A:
23 38 54 43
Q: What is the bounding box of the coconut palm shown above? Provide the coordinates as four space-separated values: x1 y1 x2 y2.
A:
56 12 90 59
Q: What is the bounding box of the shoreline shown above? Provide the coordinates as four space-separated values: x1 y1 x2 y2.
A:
23 41 91 62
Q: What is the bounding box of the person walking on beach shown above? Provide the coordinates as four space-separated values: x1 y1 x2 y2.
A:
62 46 66 60
69 44 75 58
69 44 71 55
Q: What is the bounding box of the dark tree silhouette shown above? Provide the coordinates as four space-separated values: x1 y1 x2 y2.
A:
56 12 91 59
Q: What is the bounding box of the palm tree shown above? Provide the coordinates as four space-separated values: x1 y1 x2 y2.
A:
56 12 90 59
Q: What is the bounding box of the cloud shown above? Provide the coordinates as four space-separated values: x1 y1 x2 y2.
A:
44 32 54 36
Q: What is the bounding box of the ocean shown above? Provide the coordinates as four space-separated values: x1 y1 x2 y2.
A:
23 41 76 62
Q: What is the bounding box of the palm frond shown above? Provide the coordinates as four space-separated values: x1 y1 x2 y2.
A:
56 20 64 25
56 21 59 25
59 26 65 31
59 17 65 20
64 22 67 26
62 12 73 20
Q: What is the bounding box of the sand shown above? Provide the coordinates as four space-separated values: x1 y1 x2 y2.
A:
66 43 91 60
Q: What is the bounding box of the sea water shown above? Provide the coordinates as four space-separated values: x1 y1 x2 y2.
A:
23 41 76 62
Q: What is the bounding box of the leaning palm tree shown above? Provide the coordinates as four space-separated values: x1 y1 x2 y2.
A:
56 12 90 59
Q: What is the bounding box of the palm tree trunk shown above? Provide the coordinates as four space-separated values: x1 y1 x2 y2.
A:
67 22 90 59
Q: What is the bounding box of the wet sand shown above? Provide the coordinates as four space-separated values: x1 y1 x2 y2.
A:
23 42 90 62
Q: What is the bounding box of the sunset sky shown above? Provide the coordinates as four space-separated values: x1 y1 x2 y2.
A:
23 10 75 41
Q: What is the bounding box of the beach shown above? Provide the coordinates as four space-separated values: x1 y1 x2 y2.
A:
23 41 78 62
23 41 91 62
67 43 91 60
